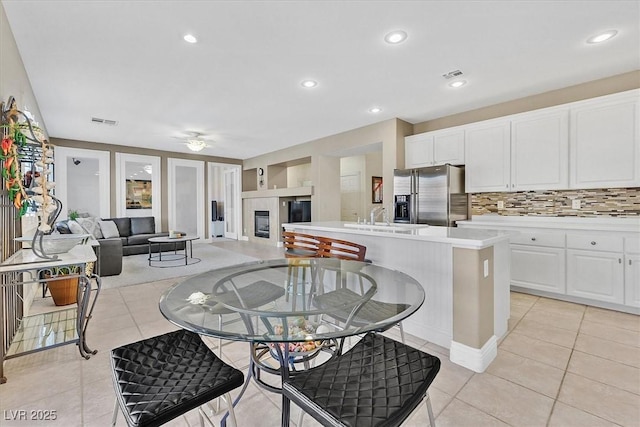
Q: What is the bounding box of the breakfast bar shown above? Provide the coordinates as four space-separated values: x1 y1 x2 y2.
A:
282 221 512 372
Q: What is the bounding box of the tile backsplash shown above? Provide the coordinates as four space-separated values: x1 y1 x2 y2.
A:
472 188 640 217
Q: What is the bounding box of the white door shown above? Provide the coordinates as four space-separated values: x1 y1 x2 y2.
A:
340 172 361 221
168 158 205 239
223 166 240 239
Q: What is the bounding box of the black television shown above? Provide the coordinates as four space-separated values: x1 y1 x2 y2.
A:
288 201 311 223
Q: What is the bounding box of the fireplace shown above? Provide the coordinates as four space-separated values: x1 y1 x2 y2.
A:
254 211 270 238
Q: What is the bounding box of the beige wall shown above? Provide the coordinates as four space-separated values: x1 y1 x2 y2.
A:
0 4 47 136
414 70 640 133
52 137 241 231
244 118 413 221
453 246 494 349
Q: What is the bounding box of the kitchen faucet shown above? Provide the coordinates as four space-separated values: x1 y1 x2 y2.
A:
370 206 387 225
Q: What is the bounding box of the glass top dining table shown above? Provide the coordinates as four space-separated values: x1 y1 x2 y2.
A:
159 257 425 344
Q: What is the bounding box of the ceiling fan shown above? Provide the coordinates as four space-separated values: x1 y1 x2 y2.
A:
173 131 213 152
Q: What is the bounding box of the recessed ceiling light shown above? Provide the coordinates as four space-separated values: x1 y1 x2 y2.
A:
586 30 618 44
183 34 198 43
384 30 408 44
301 80 318 88
369 107 382 114
449 80 467 88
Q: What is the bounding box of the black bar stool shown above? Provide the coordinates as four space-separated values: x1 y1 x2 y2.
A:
110 329 244 427
282 333 441 427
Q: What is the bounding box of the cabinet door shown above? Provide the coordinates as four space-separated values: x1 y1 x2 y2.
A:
625 254 640 307
465 120 511 192
570 94 640 188
567 249 624 304
511 109 569 191
433 129 465 166
405 134 433 168
511 244 566 293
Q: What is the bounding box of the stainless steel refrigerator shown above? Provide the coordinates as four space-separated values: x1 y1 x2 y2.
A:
393 164 468 226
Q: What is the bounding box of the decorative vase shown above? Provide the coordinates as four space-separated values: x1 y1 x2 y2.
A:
46 276 79 306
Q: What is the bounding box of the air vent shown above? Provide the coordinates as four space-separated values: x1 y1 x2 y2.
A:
91 117 118 126
442 70 463 79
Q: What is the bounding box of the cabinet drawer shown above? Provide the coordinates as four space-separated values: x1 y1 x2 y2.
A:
567 234 623 252
510 231 565 248
625 236 640 254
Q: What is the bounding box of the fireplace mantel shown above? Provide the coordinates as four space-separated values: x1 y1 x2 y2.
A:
241 186 313 199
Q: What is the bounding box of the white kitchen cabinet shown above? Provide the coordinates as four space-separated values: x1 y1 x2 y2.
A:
511 109 569 190
511 244 566 293
405 128 464 169
567 249 624 304
457 217 639 313
570 91 640 189
433 129 465 166
405 133 433 168
625 236 640 307
625 253 640 307
464 120 511 192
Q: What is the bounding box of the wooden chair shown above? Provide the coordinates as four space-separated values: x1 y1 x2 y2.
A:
282 231 322 310
314 236 407 343
282 230 322 258
316 236 367 261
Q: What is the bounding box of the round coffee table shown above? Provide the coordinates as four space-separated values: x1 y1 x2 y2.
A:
148 236 200 267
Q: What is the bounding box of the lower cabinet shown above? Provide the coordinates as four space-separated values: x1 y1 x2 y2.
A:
625 253 640 307
567 249 624 304
511 244 565 293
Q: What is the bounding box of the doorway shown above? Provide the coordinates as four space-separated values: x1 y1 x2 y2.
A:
208 162 241 240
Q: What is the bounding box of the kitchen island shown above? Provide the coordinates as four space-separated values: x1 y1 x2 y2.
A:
283 221 511 372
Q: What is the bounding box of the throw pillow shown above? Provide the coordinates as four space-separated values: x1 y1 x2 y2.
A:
67 220 85 234
99 220 120 239
77 217 104 239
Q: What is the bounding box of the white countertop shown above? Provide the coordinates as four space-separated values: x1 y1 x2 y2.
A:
457 215 640 233
283 221 510 249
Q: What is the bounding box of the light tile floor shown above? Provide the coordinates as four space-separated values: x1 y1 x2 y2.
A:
1 241 639 426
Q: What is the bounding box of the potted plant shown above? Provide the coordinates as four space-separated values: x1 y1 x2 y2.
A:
45 265 80 306
68 209 80 221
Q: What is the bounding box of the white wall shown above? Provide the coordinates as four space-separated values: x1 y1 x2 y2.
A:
0 4 47 136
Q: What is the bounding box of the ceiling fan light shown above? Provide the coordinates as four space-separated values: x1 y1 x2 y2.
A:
187 139 207 152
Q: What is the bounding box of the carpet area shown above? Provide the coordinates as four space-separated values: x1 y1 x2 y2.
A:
99 243 259 289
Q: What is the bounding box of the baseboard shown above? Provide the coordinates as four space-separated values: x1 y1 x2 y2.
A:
450 335 497 373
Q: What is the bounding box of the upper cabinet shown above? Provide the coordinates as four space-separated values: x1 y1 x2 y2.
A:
463 89 639 193
464 120 511 192
405 133 433 168
511 109 569 191
570 92 640 189
405 128 465 169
